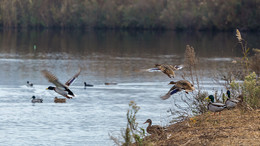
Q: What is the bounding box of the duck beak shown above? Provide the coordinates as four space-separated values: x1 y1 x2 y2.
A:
46 88 48 90
143 121 147 124
205 96 209 100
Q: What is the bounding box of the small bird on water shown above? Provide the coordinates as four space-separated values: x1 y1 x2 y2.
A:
84 82 94 89
54 97 66 103
27 81 33 87
41 69 81 99
31 96 43 103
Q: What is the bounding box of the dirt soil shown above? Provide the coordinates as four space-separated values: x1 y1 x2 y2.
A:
145 108 260 146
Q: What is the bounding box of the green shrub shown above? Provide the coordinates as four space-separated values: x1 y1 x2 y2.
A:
110 101 146 146
230 72 260 109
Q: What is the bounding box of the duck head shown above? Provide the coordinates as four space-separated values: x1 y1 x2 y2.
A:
226 90 231 98
46 86 55 90
205 95 215 103
144 119 152 125
189 83 195 91
32 96 36 99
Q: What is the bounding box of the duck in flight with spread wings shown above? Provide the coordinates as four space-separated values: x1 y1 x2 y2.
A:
41 69 81 99
146 64 183 78
160 80 195 100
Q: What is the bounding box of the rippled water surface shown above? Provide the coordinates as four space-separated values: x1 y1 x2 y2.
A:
0 30 259 145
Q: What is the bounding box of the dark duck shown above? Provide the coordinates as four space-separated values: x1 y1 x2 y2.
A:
27 81 33 87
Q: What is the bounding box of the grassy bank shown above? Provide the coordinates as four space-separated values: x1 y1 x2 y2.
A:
147 109 260 145
0 0 259 30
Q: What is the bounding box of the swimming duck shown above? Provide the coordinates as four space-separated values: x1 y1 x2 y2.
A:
27 81 33 87
104 82 117 85
225 90 239 109
31 96 43 103
84 82 94 89
54 97 66 103
41 69 81 99
205 95 226 115
144 119 164 135
161 80 195 100
154 64 183 78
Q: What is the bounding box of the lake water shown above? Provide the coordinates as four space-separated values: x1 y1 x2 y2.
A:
0 30 259 145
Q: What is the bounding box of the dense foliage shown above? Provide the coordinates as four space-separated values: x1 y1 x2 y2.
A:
0 0 259 30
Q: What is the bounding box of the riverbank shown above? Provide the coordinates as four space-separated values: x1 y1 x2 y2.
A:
0 0 259 31
145 108 260 145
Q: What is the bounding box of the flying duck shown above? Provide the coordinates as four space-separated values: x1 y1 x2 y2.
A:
225 90 239 109
144 119 164 135
161 80 195 100
31 96 43 103
146 64 183 78
205 95 226 115
155 64 183 78
41 69 81 99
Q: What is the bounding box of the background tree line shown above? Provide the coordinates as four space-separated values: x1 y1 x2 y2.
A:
0 0 259 30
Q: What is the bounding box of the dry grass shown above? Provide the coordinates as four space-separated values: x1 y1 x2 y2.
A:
250 53 260 76
145 108 260 145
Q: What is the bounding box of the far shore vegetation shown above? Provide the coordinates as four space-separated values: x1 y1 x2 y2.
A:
0 0 259 31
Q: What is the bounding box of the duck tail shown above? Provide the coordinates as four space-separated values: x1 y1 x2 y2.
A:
160 89 180 100
160 93 171 100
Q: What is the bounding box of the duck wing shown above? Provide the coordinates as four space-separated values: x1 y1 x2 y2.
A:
160 86 181 100
229 98 240 103
65 68 81 86
211 102 226 107
144 68 162 72
150 125 164 134
173 65 184 70
41 70 67 88
208 102 226 112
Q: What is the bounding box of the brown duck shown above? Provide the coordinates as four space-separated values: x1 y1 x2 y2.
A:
145 64 183 78
54 97 66 103
161 80 195 100
154 64 183 78
144 119 164 135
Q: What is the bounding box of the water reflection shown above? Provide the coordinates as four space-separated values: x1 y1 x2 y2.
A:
2 30 259 59
0 30 259 85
